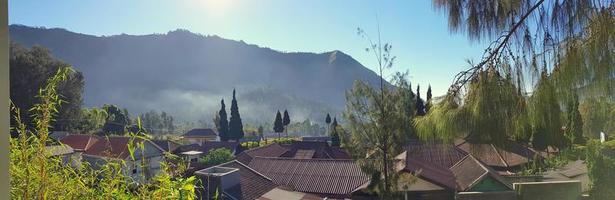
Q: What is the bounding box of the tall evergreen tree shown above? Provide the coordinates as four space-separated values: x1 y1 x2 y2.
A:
283 110 290 138
566 93 585 144
425 85 433 113
331 117 340 147
273 110 284 140
325 113 332 135
228 89 244 141
218 99 229 141
416 85 426 116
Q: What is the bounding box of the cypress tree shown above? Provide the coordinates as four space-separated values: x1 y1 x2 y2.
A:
566 93 585 144
331 117 340 147
426 85 433 113
273 110 284 139
218 99 229 141
325 113 332 135
283 110 290 138
228 89 244 141
416 85 426 116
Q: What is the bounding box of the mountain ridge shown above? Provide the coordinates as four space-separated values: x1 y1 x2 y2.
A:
9 24 385 124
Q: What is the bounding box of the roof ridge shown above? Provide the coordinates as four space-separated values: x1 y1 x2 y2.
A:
252 156 356 162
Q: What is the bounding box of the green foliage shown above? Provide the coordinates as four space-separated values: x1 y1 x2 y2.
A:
529 72 566 151
77 107 108 134
330 118 341 147
199 148 234 167
139 110 176 135
10 42 84 133
586 140 615 199
273 110 284 134
102 104 130 135
217 99 229 141
325 113 331 124
565 93 585 145
415 85 426 116
285 118 326 137
228 89 244 140
415 70 529 147
579 98 615 139
10 66 196 199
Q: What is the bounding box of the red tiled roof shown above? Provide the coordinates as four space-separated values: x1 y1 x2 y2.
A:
59 134 101 151
404 140 467 169
236 143 288 164
247 157 369 198
196 160 278 200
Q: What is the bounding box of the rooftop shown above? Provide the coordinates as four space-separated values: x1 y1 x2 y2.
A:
181 128 217 138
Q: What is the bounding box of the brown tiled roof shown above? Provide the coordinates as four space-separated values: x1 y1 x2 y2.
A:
59 134 101 151
399 140 512 191
85 137 163 159
281 141 352 159
404 140 467 169
450 155 513 191
400 141 464 190
182 128 217 137
196 160 278 200
455 139 541 168
236 143 288 164
247 157 369 198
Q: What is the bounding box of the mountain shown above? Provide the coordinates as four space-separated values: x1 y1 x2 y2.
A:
9 24 384 124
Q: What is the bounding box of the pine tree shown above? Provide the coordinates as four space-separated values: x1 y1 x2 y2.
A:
566 93 585 144
416 85 426 116
331 117 340 147
273 110 284 140
325 113 332 136
228 89 244 141
426 85 433 113
283 110 290 138
218 99 229 141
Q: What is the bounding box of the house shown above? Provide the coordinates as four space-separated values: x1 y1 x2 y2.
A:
395 140 514 199
455 139 544 175
195 160 322 200
236 141 351 164
180 128 218 144
151 139 181 152
82 136 166 183
45 145 81 167
59 134 101 152
246 156 370 199
174 141 243 163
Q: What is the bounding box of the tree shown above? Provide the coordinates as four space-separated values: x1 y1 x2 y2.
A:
102 104 130 135
415 85 426 116
77 107 108 134
425 85 433 113
10 43 85 133
283 110 290 138
565 93 584 145
257 126 264 141
325 113 332 135
273 110 284 140
228 89 244 141
345 28 414 195
199 148 234 167
330 118 340 147
217 99 230 141
529 71 565 151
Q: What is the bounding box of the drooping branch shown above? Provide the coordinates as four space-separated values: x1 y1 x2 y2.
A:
448 0 546 97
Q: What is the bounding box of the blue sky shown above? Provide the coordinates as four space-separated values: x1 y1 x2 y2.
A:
9 0 487 96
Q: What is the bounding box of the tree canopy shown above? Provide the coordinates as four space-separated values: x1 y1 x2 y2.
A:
228 89 244 141
10 42 84 133
218 99 230 141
